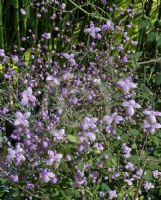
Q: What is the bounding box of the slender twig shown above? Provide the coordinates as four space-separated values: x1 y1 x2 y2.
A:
137 57 161 64
133 159 148 200
133 129 149 199
68 0 107 21
80 185 93 199
15 184 46 200
127 57 161 76
0 167 46 200
141 132 149 150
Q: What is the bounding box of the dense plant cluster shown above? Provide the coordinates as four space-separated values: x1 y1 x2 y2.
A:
0 1 161 200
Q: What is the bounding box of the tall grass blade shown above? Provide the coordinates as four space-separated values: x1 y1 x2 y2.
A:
0 0 4 48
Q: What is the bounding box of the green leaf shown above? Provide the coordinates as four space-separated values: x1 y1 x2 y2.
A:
157 38 161 47
42 194 50 200
129 51 142 60
0 177 8 184
67 134 77 143
138 19 151 28
147 158 160 170
147 32 157 42
121 134 130 143
143 15 150 20
140 150 148 159
11 0 19 8
132 143 137 149
24 48 30 63
144 170 152 181
129 155 140 164
101 183 109 191
130 129 140 136
155 73 161 85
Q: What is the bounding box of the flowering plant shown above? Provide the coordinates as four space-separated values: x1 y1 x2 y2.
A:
0 1 161 200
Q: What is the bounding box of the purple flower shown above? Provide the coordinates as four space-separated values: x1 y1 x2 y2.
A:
153 170 161 179
143 120 161 134
46 75 60 87
105 126 116 136
143 182 154 191
10 174 19 182
81 117 98 131
83 131 96 141
50 128 65 142
143 109 161 123
84 22 101 38
0 49 5 57
124 178 134 186
51 175 58 184
40 169 55 183
122 100 141 116
42 32 51 40
46 150 62 166
26 182 34 190
42 141 49 148
101 20 114 32
7 143 25 165
62 71 73 80
117 77 137 94
102 112 123 126
108 190 117 200
20 8 26 16
99 191 105 197
21 87 36 106
12 55 19 62
14 111 30 128
60 3 66 10
65 154 72 161
122 55 128 63
62 53 76 66
102 0 107 5
134 168 144 179
75 170 87 186
94 142 104 152
111 173 120 180
91 171 99 183
121 143 132 158
125 162 135 172
69 97 79 105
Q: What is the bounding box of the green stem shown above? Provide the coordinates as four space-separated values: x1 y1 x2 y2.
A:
133 160 148 200
0 0 4 48
14 0 20 50
34 7 39 41
22 0 28 37
68 0 108 21
158 0 161 20
141 132 149 151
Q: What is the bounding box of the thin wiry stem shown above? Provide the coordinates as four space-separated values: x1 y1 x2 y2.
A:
0 167 46 200
68 0 108 21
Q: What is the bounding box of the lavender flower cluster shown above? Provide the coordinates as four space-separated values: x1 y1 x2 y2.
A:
0 2 161 200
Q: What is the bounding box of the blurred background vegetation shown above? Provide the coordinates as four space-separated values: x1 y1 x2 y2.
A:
1 0 161 104
0 0 161 59
0 0 161 102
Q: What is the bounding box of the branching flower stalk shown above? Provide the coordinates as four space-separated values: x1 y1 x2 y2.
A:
133 159 148 200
